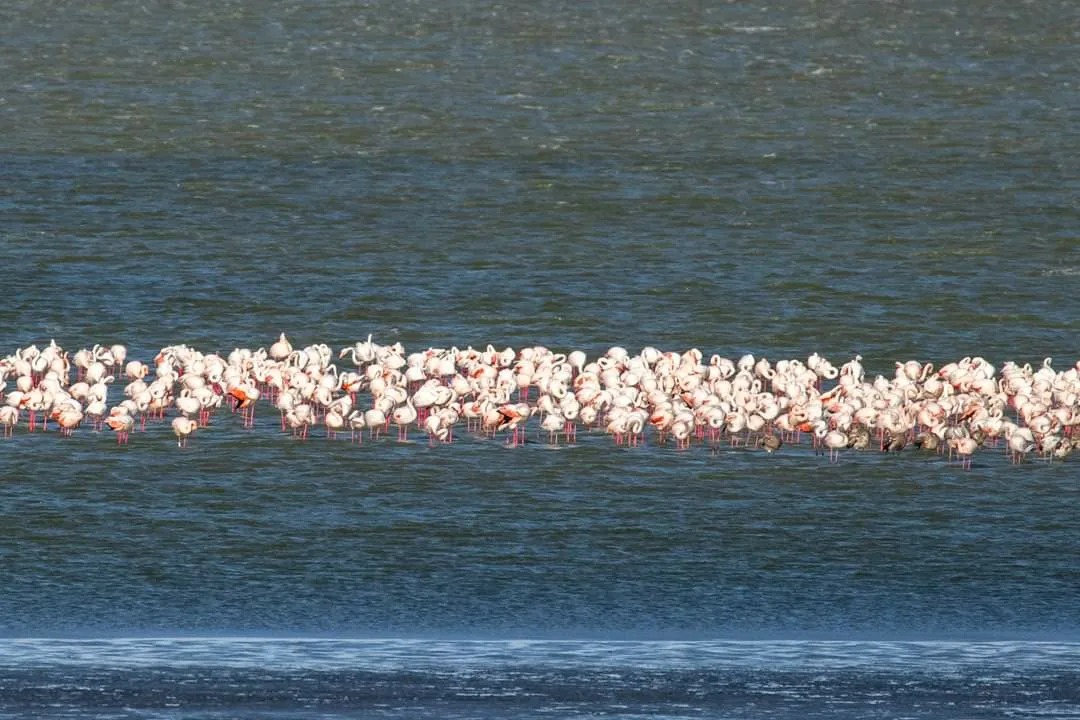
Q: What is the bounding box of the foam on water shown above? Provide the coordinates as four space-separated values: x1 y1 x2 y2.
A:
3 638 1080 719
3 637 1080 673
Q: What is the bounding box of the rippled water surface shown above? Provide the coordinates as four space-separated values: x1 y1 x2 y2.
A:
1 0 1078 717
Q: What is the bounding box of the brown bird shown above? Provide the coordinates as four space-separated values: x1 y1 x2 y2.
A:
758 433 782 453
914 431 941 452
882 430 907 452
848 426 872 451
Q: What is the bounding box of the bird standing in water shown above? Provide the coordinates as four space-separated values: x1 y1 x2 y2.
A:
172 416 197 448
759 433 782 453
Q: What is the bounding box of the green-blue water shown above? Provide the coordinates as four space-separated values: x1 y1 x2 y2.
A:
1 0 1078 717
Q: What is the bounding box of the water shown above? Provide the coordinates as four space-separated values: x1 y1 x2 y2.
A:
2 0 1079 717
4 639 1080 719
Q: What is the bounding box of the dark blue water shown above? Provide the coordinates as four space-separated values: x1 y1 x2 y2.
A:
2 0 1079 716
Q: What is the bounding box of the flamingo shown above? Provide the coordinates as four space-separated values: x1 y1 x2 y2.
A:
85 360 110 385
24 388 52 432
725 411 748 447
108 344 127 376
461 400 485 432
423 412 449 445
275 388 298 431
625 410 647 447
392 400 417 441
494 403 531 446
176 391 201 421
1008 428 1035 464
53 407 84 437
172 417 197 448
671 417 692 450
125 360 149 381
85 398 107 431
952 435 978 470
541 411 565 445
5 340 1080 469
105 410 134 444
229 384 260 428
347 409 367 443
269 333 293 362
364 407 387 440
0 406 17 437
649 404 674 437
324 407 345 440
823 429 848 463
411 382 439 423
286 404 313 440
194 385 222 427
560 393 580 442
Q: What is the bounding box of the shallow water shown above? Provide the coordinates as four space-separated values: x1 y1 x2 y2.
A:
1 0 1078 716
3 638 1080 719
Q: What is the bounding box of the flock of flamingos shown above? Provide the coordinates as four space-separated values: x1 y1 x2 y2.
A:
1 334 1078 468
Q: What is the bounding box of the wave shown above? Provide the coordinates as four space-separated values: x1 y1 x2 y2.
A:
3 637 1079 672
